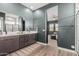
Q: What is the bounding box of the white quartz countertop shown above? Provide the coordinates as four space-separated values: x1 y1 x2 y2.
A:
0 31 38 37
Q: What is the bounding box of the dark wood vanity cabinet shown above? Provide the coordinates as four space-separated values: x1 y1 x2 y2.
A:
0 36 19 55
6 36 19 53
19 34 37 48
24 34 28 46
0 33 37 55
0 37 8 55
27 34 36 45
19 35 25 48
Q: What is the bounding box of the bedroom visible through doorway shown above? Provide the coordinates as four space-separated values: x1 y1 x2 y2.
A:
47 5 58 47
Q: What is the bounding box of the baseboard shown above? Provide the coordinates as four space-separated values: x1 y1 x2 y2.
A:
37 42 47 45
58 47 78 55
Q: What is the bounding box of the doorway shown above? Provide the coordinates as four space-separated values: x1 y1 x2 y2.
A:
46 5 58 47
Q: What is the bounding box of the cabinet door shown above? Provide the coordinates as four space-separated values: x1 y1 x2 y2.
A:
24 34 28 46
31 34 36 43
0 37 8 55
0 36 19 55
6 36 19 53
28 34 36 45
19 35 25 48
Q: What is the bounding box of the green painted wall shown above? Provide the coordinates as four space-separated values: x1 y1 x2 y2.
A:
58 3 75 50
33 3 75 50
33 9 46 43
0 3 33 29
33 4 58 43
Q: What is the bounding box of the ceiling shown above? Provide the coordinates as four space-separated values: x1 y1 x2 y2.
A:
21 3 49 10
47 5 58 21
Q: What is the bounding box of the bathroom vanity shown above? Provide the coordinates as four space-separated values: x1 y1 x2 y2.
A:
0 31 37 55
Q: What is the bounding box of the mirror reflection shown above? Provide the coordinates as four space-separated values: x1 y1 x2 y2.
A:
5 13 19 32
0 17 3 34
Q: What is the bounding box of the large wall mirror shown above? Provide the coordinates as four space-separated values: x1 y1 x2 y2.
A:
0 11 25 35
0 12 5 35
5 13 19 32
0 10 35 35
0 16 3 34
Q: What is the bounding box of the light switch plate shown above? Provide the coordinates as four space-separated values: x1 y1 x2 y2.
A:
43 29 45 31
